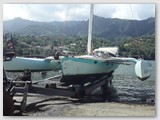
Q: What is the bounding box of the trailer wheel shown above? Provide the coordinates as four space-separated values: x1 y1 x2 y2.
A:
3 91 14 116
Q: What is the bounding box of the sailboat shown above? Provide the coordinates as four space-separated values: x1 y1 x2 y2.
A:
60 4 151 85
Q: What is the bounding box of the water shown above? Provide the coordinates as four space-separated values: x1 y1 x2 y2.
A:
5 61 155 104
112 60 155 104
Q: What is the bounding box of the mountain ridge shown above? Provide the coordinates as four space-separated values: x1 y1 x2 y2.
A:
3 16 155 39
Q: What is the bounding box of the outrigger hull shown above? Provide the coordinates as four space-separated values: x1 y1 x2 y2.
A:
3 57 61 72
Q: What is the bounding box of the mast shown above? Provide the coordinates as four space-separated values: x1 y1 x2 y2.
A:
87 4 94 55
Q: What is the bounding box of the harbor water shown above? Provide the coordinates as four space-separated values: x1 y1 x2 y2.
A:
112 60 155 104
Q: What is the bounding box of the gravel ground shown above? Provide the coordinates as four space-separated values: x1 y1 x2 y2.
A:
13 94 155 117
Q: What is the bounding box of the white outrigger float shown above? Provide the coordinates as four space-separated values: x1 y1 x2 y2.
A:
3 4 152 115
3 56 61 72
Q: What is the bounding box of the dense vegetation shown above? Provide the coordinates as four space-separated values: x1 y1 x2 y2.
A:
3 34 155 60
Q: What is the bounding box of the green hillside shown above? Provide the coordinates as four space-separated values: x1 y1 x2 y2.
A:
3 16 155 39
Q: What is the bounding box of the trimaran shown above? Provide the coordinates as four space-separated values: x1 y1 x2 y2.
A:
4 4 151 86
60 4 151 84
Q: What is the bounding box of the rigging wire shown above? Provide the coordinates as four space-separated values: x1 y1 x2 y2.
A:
54 5 77 57
129 4 139 37
129 4 142 59
60 6 69 46
60 5 77 46
71 4 77 21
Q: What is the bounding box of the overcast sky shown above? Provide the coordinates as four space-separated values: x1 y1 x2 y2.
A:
3 4 155 22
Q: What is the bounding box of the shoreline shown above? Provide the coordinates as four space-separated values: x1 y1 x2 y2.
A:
13 94 155 116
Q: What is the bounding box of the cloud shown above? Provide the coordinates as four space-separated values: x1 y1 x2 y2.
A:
95 4 155 20
3 4 30 20
3 4 155 22
132 4 155 20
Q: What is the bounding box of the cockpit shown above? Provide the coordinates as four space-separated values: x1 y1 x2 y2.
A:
93 47 118 58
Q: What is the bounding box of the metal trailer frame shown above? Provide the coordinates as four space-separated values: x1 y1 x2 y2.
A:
8 71 113 113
